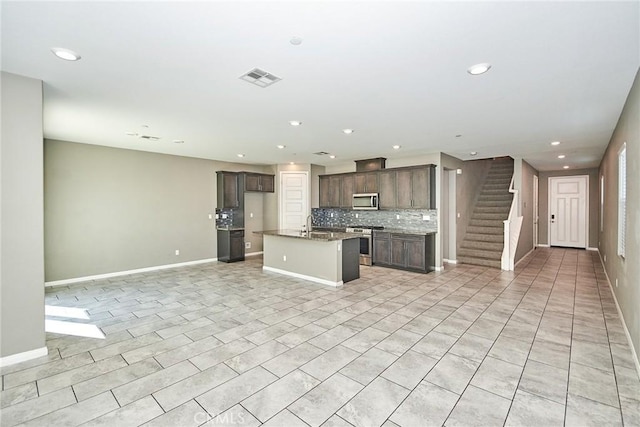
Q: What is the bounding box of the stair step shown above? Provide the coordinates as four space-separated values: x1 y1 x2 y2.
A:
474 205 511 213
458 247 502 260
458 256 502 269
476 200 512 208
469 219 505 227
461 240 504 251
472 212 508 220
481 188 511 195
484 178 512 185
463 233 504 243
466 225 504 234
478 194 513 202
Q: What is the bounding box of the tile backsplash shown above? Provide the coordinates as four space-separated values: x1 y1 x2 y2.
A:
312 208 437 233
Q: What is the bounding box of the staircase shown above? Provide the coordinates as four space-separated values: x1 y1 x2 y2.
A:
458 158 514 269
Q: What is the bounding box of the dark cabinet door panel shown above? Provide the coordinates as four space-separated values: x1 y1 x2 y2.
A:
341 174 355 208
378 171 396 209
396 170 412 209
373 232 391 265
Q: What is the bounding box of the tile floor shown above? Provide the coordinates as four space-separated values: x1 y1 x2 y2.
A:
1 248 639 426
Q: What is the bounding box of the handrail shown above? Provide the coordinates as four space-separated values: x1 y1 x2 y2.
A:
501 174 523 271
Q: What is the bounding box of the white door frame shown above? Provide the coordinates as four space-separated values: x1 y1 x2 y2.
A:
533 175 539 248
278 171 309 230
547 175 589 248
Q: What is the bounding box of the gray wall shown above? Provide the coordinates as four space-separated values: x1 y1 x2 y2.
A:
538 168 599 248
1 72 46 358
515 159 538 262
599 68 640 363
45 140 272 281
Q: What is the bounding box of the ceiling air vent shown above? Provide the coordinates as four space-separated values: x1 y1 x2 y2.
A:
314 151 330 156
239 68 281 88
139 135 161 141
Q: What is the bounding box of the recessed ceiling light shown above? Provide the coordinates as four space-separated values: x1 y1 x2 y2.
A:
470 151 478 156
467 63 491 75
563 165 570 169
51 47 81 61
277 145 286 149
237 154 245 158
329 155 336 159
289 121 302 126
392 145 401 150
550 141 561 146
557 154 566 159
455 134 462 138
173 140 184 144
342 129 354 134
290 36 303 46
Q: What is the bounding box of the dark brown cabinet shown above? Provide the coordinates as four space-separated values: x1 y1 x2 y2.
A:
319 174 346 208
341 174 355 208
217 171 241 208
354 172 379 193
217 229 245 262
378 170 396 209
396 167 433 209
373 231 434 273
244 173 274 192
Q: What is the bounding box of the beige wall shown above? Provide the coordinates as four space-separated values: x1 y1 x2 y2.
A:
515 159 538 262
599 68 640 364
45 140 272 281
1 72 46 359
538 168 599 248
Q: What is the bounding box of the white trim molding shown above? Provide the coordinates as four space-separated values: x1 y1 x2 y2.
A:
0 346 48 368
245 251 264 257
45 258 217 287
262 266 343 287
536 244 551 248
597 251 640 379
443 259 458 264
587 247 599 251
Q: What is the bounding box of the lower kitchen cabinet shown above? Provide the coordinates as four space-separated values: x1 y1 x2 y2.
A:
373 231 435 273
217 229 245 262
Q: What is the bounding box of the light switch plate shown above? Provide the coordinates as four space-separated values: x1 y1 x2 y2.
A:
423 215 430 221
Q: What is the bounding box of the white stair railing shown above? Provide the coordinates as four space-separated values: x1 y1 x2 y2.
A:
501 174 523 271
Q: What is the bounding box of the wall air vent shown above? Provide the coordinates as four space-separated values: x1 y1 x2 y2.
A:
139 135 161 141
314 151 330 155
239 68 281 88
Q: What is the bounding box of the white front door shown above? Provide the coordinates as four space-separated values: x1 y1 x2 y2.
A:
533 175 539 248
549 175 588 248
279 171 309 231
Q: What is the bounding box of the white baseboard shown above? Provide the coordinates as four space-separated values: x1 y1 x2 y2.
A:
434 266 444 271
536 244 550 248
587 247 599 251
45 258 217 287
597 251 640 380
245 251 264 257
0 346 48 368
443 259 458 264
262 266 343 287
515 248 535 267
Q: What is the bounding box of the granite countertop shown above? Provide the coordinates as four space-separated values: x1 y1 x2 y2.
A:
374 228 437 235
216 226 245 231
255 229 361 242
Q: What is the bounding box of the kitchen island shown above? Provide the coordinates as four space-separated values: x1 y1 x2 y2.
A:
256 230 361 287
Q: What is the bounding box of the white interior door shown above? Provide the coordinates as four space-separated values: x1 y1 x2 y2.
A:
549 175 588 248
279 171 309 231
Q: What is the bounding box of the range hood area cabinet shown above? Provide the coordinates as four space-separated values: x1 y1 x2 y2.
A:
244 173 274 193
319 164 436 210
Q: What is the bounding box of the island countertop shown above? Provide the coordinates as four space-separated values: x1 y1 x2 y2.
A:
255 229 362 242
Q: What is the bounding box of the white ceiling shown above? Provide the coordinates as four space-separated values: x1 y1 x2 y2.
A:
2 1 638 171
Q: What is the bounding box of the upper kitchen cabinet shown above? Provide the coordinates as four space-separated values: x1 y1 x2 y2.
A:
354 172 379 193
396 165 435 209
340 174 355 208
319 174 344 208
216 171 242 208
244 173 274 193
378 170 397 209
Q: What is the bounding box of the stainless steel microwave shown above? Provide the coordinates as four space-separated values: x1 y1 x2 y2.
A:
352 193 379 210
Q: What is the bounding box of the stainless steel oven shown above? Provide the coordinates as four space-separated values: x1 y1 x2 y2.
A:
345 226 384 266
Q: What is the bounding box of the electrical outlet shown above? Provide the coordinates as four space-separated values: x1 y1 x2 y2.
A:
615 278 618 288
331 213 334 218
175 249 180 256
215 214 219 219
283 255 287 261
250 212 254 218
355 213 359 218
423 215 430 221
604 254 607 262
396 214 400 220
457 213 461 218
245 242 251 249
208 214 212 219
222 213 228 219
